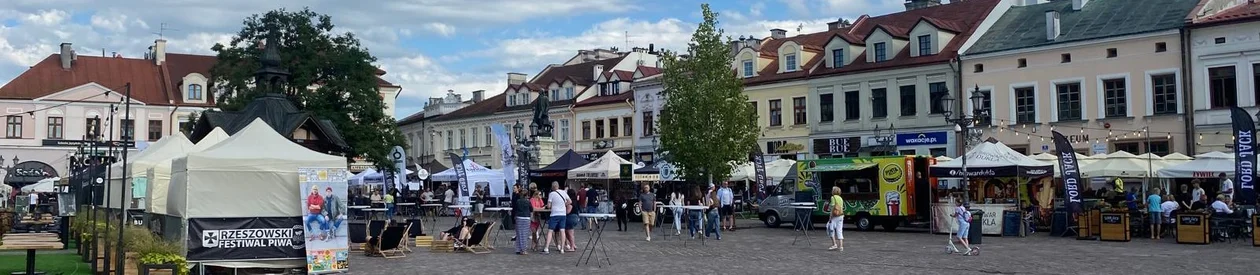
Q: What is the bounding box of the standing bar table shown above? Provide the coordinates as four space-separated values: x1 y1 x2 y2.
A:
395 202 416 218
532 208 552 252
576 213 616 267
1 233 65 275
348 205 369 220
790 202 815 246
484 207 513 249
681 205 709 247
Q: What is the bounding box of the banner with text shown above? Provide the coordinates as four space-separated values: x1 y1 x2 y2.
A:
1230 107 1256 205
186 217 305 261
448 153 471 205
1052 131 1084 213
298 167 350 274
491 123 517 193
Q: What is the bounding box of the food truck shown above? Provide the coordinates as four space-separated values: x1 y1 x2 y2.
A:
758 156 936 231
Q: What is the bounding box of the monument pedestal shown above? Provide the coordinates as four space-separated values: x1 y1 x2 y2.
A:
531 137 557 169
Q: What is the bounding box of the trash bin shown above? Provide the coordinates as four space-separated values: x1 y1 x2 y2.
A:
969 209 984 245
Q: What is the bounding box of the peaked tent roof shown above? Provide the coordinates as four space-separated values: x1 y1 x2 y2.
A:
537 150 591 172
1156 151 1235 178
930 141 1052 178
190 127 230 152
568 151 632 180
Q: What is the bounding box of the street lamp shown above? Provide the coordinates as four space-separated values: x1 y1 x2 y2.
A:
939 85 991 204
513 120 536 186
0 155 19 182
873 124 896 155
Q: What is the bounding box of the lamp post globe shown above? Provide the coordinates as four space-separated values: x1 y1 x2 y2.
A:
939 92 955 120
969 85 986 115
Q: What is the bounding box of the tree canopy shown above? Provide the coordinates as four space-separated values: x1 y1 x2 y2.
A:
209 7 406 171
657 4 759 183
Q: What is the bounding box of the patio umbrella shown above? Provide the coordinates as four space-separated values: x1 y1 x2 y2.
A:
1156 151 1234 178
1081 151 1153 178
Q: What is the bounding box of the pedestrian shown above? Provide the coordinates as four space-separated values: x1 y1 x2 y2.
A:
640 184 656 241
511 184 535 255
1146 188 1162 240
1218 173 1234 200
542 182 570 254
687 187 703 238
383 189 396 222
1159 194 1178 238
705 184 721 240
614 195 629 231
718 182 735 231
529 189 545 251
27 191 39 216
585 184 600 231
670 189 684 236
949 195 976 255
576 183 588 230
827 186 845 251
565 186 579 251
472 186 485 219
1190 180 1204 206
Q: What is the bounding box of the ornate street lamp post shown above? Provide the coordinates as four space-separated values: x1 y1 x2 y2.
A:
939 85 991 204
873 124 896 155
513 121 535 185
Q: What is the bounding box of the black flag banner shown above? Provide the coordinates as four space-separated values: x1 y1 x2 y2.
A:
752 149 768 199
448 153 470 205
1051 131 1083 214
1230 107 1256 205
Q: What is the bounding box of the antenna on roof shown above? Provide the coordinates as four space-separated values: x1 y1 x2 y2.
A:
624 31 631 52
797 23 804 32
153 23 180 39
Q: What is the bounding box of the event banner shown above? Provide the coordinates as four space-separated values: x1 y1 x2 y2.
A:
448 153 471 205
752 151 768 199
390 146 407 192
1052 131 1084 213
186 217 305 261
1230 107 1256 205
491 123 518 190
298 167 350 274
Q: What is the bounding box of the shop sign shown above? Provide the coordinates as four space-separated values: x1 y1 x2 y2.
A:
42 139 135 148
4 161 58 183
896 132 947 146
812 137 862 155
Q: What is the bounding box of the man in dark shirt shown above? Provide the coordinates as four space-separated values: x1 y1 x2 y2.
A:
585 186 599 230
640 184 656 242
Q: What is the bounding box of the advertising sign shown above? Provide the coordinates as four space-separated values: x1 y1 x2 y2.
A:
298 167 350 274
1230 107 1257 205
896 132 948 146
811 137 862 155
798 157 910 217
186 217 305 261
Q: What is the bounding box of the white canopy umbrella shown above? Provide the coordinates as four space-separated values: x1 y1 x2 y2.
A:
568 151 633 180
929 141 1053 178
1081 151 1155 178
1162 152 1194 167
21 177 59 193
1156 151 1234 178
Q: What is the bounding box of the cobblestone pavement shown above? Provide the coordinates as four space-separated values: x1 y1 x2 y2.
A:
349 217 1257 274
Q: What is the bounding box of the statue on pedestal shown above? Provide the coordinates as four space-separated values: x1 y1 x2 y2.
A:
531 92 553 137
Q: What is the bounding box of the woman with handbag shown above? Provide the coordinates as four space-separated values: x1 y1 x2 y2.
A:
827 186 845 251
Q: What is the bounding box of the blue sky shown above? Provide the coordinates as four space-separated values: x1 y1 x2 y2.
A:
0 0 905 118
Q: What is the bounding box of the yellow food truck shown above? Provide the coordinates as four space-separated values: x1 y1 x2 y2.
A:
758 155 937 231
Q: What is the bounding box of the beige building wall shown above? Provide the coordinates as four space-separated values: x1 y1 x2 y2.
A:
746 80 811 158
962 31 1187 155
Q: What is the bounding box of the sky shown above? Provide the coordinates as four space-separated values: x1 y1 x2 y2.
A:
0 0 907 119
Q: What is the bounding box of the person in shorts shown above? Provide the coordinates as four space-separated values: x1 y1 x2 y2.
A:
1146 188 1163 240
718 182 735 231
640 184 656 241
949 196 975 255
543 182 570 254
564 187 580 251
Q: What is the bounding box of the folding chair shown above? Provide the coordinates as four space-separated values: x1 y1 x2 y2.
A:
461 222 495 254
376 223 410 258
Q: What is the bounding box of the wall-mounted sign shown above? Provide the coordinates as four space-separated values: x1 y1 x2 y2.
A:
896 132 948 146
4 161 59 184
812 137 862 155
593 140 616 149
42 139 135 148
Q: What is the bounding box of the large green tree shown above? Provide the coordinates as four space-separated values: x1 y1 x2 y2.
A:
658 4 759 184
209 8 406 171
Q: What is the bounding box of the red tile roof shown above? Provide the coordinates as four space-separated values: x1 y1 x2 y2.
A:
811 0 1000 77
432 93 507 122
1190 0 1260 26
165 53 217 106
574 90 634 108
741 30 836 86
635 66 661 77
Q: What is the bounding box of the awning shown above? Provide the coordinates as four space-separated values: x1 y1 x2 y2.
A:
803 163 877 172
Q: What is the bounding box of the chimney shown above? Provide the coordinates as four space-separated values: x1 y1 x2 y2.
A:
153 39 167 66
59 43 74 70
770 29 787 39
1045 10 1061 41
472 90 485 102
593 64 604 81
1072 0 1089 11
648 43 655 54
507 73 526 85
904 0 942 11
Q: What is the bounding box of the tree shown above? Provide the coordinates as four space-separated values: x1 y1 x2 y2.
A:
657 4 758 184
209 8 406 171
180 111 199 135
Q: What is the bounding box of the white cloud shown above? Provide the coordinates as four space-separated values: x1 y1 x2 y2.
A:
422 23 456 37
90 11 130 32
20 9 67 26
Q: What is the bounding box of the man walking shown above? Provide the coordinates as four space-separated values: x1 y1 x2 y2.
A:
585 185 600 231
640 184 656 241
718 182 735 231
543 182 570 254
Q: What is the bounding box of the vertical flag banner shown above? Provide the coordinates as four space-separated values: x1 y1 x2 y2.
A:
752 150 769 199
448 153 471 205
298 167 350 274
1052 131 1083 213
1230 107 1256 205
390 146 407 192
492 123 517 192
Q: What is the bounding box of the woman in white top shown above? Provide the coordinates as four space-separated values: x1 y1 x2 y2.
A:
669 190 684 236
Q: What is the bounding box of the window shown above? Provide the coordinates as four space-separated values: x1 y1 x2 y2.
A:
582 121 591 140
1255 64 1260 107
611 82 620 94
792 97 807 124
899 85 916 116
642 112 654 136
446 130 453 150
595 120 605 139
1056 83 1082 120
743 60 754 77
874 42 887 62
785 53 798 72
1114 142 1140 154
768 99 782 126
5 116 20 138
565 87 574 100
1155 42 1167 53
1152 74 1177 115
484 126 491 146
121 119 135 140
147 120 162 141
623 117 632 138
929 147 947 157
187 84 203 100
85 118 101 139
177 117 191 135
550 89 559 100
1017 58 1027 68
977 90 992 126
819 93 834 122
1106 48 1117 58
1061 53 1072 63
832 49 844 68
1148 141 1171 156
973 64 984 73
609 118 619 137
471 127 479 147
509 94 517 106
929 82 947 114
844 91 860 120
1103 78 1127 118
918 35 932 55
872 88 888 118
558 120 569 141
47 117 63 139
1014 87 1036 124
459 129 466 148
1209 66 1237 108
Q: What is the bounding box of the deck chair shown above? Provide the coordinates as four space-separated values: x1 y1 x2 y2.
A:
376 223 410 258
461 222 495 254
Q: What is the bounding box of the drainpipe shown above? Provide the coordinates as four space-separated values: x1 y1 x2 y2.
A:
949 54 964 156
626 98 636 161
168 105 179 136
1180 27 1196 154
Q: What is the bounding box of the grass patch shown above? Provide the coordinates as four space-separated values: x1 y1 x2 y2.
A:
0 253 92 275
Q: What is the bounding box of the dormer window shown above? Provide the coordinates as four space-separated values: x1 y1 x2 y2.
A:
785 53 798 72
509 93 518 106
917 35 932 56
550 89 559 100
564 87 574 100
611 81 621 94
874 43 888 62
742 60 754 78
188 84 203 100
832 49 844 68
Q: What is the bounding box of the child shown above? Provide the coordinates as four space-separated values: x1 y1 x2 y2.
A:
949 196 977 256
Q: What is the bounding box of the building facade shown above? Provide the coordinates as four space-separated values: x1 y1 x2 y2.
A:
733 28 822 160
1187 0 1260 153
572 66 660 161
806 0 1007 159
632 74 664 165
962 0 1198 156
397 90 475 170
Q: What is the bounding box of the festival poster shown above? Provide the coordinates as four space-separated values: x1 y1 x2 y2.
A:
298 167 350 274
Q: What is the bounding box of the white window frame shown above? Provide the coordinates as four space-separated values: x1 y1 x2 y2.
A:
1048 77 1086 122
1007 81 1039 124
743 60 754 78
1143 68 1182 116
1095 73 1133 119
785 53 798 72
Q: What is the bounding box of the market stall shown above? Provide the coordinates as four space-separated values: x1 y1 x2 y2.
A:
529 150 590 185
145 127 230 237
105 134 195 211
930 141 1052 235
432 159 506 197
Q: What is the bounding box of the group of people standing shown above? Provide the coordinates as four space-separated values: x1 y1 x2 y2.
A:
638 182 738 241
509 182 602 255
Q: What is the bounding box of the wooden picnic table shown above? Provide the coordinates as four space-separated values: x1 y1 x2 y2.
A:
1 233 66 275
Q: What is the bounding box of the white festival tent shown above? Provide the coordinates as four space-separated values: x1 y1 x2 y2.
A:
1162 153 1194 167
105 134 194 210
145 127 230 216
431 159 506 197
20 177 59 193
348 168 385 185
929 141 1053 178
1156 151 1235 178
568 151 633 180
1029 152 1094 177
729 159 798 185
1080 151 1158 178
169 118 345 268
